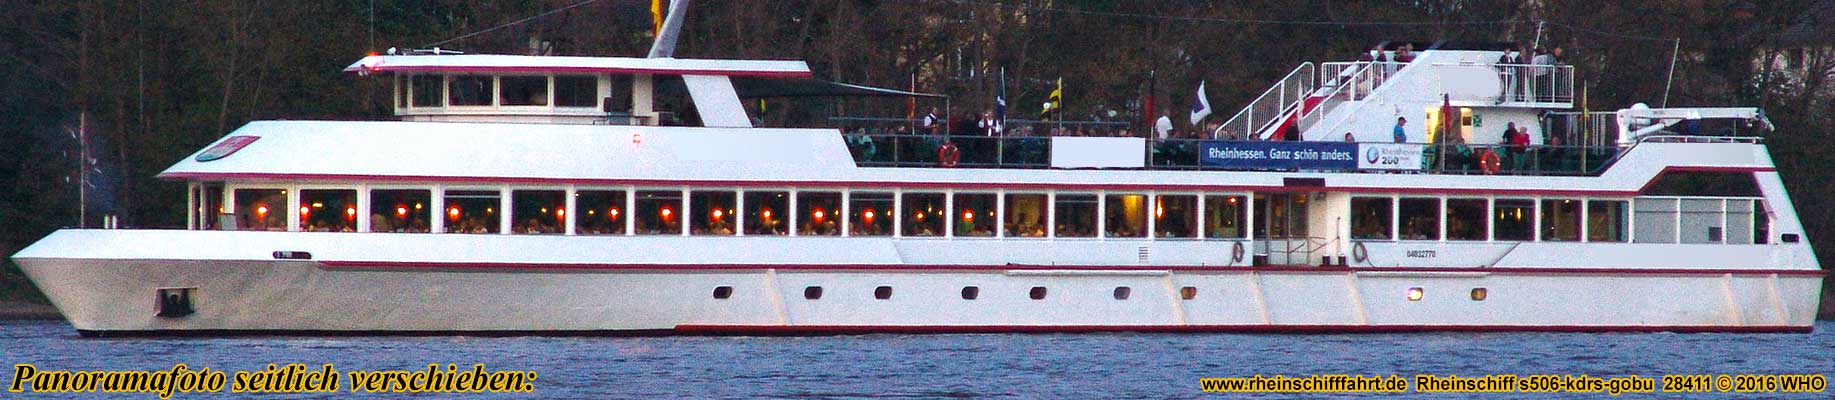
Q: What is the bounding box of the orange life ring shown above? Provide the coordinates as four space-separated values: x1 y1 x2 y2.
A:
1478 149 1502 175
938 142 961 167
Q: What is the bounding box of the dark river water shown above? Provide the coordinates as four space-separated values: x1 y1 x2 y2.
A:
2 319 1831 398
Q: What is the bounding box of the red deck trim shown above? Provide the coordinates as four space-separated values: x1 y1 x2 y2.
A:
352 65 812 78
317 260 1828 276
672 324 1813 335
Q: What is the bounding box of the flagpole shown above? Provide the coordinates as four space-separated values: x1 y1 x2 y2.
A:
997 67 1006 166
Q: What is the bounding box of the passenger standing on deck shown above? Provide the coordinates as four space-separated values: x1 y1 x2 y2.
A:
1496 48 1523 102
922 107 940 135
1393 117 1408 143
1532 48 1554 102
1154 111 1174 140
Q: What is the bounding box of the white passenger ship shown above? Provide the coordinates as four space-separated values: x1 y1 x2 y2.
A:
12 8 1824 336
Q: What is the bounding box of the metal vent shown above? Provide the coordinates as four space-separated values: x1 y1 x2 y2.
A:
1137 246 1150 263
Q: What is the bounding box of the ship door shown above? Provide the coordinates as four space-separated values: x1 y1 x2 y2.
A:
155 288 196 318
1253 193 1313 265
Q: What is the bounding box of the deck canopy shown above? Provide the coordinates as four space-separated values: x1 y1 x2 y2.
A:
344 54 813 78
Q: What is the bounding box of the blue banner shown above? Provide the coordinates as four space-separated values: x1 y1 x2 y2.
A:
1199 141 1358 170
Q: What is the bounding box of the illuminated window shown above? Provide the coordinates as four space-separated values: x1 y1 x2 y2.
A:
1406 287 1425 301
1003 193 1048 237
1154 195 1198 238
498 76 548 106
745 190 789 236
793 191 839 236
510 190 565 235
1054 194 1098 238
1470 288 1487 301
442 190 501 234
553 76 598 108
1180 286 1199 300
901 192 945 237
1541 199 1581 241
1494 199 1535 241
1445 198 1487 241
1588 200 1629 242
233 188 286 231
1113 286 1131 300
635 190 682 235
409 75 442 107
298 189 357 232
447 75 491 106
1398 198 1441 240
576 190 627 235
690 190 737 236
954 193 996 237
848 192 893 236
1351 197 1393 240
369 189 430 233
1203 195 1247 239
1105 193 1147 238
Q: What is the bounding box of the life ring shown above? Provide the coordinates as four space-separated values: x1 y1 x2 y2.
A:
938 142 961 168
1477 149 1502 175
1351 241 1369 264
1231 242 1246 264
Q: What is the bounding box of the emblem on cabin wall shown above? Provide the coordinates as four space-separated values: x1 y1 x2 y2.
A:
195 136 261 162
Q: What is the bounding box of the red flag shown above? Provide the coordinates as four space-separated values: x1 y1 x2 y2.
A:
1143 70 1156 129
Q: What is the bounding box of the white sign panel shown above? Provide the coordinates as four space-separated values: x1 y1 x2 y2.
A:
1357 143 1424 170
1051 137 1146 169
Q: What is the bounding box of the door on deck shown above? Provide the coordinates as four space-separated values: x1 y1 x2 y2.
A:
1254 192 1314 265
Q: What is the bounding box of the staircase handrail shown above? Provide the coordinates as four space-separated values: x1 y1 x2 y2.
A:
1212 62 1315 139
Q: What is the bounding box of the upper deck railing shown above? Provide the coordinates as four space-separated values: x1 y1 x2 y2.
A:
1213 63 1314 140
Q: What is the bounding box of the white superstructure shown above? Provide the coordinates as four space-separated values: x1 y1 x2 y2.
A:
11 36 1824 336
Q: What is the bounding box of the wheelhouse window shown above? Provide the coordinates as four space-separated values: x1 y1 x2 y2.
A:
690 190 737 235
511 190 564 235
443 190 501 234
901 192 945 237
636 190 682 235
498 76 548 106
746 190 790 236
233 188 286 231
1054 194 1098 238
794 191 840 236
954 193 996 237
1494 199 1534 241
447 75 492 106
370 189 430 233
1445 198 1487 241
1204 195 1246 239
1154 195 1197 239
576 190 627 235
849 192 893 236
1725 199 1756 244
1398 198 1441 240
1350 197 1393 240
553 75 598 108
299 189 357 232
1679 198 1722 244
1588 200 1628 242
1003 193 1047 238
409 75 442 107
1105 194 1147 238
1540 199 1581 241
1634 198 1677 243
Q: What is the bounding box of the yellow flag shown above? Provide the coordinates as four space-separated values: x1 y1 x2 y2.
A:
651 0 665 36
1042 77 1062 115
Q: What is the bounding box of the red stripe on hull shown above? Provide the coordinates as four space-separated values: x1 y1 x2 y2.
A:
317 260 1829 277
673 324 1814 335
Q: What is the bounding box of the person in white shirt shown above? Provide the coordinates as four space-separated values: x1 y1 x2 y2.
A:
1154 111 1174 140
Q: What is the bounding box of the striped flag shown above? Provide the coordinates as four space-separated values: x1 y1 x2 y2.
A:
1041 77 1062 117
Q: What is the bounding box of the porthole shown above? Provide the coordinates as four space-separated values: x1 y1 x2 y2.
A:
712 286 733 299
961 286 980 300
1112 286 1131 300
1406 287 1425 301
804 286 823 300
1470 288 1487 301
1180 286 1198 300
1029 286 1048 300
874 286 893 300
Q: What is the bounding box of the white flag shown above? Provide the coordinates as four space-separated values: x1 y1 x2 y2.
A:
1189 81 1212 126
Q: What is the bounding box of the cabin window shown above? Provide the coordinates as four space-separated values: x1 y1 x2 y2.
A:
1540 199 1582 242
1181 286 1199 300
745 190 790 236
1029 286 1048 300
1154 195 1198 239
1350 197 1393 240
409 75 442 107
1112 286 1131 300
804 286 822 300
960 286 980 300
792 190 839 236
1633 198 1678 243
1679 198 1723 244
234 189 286 231
874 286 894 300
1587 200 1629 242
1726 200 1756 244
1754 201 1770 244
1204 195 1247 239
298 189 357 232
1398 198 1441 240
636 190 682 235
690 190 737 236
369 189 431 233
1494 199 1535 241
511 190 565 235
1054 194 1098 238
1445 198 1488 241
553 75 598 108
954 193 997 237
848 192 893 236
901 192 946 237
498 76 549 106
712 286 733 299
199 183 225 230
447 75 492 106
1003 193 1048 237
1105 194 1148 238
576 190 627 235
443 190 501 234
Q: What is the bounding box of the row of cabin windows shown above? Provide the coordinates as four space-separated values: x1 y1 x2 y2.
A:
201 186 1768 244
400 74 599 109
753 285 1201 301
